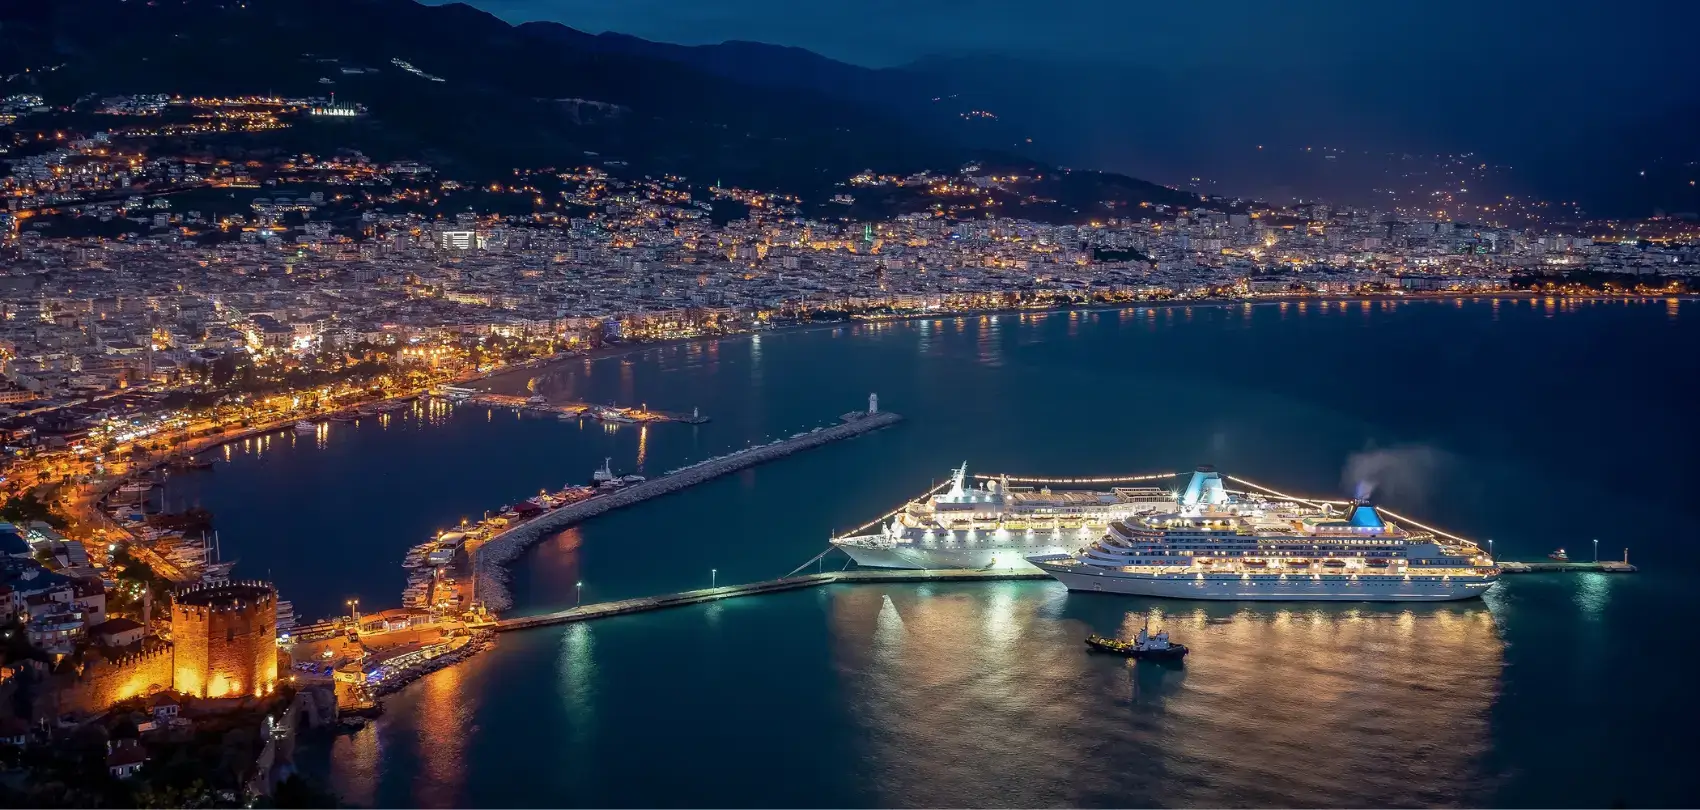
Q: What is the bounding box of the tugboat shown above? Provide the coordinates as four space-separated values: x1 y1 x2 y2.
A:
1084 628 1189 661
1548 548 1569 562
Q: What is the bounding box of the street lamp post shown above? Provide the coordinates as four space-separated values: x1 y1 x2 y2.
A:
712 568 717 588
1487 538 1494 558
1593 538 1598 563
576 581 583 606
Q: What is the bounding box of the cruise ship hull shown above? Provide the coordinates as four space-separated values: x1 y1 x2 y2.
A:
835 542 1072 571
1037 564 1494 602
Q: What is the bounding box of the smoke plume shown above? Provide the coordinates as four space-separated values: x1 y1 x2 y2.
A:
1341 445 1448 507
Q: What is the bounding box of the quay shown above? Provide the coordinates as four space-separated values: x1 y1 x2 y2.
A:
493 557 1640 634
471 399 902 609
1499 560 1637 574
495 568 1048 633
457 392 709 424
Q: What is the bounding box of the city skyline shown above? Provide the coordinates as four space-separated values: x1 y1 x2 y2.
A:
0 1 1693 806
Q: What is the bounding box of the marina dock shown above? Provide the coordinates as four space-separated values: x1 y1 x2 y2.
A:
458 393 709 424
471 404 903 608
1499 560 1637 574
495 568 1048 633
493 556 1641 634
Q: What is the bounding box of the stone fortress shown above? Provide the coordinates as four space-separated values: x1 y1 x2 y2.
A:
59 580 280 714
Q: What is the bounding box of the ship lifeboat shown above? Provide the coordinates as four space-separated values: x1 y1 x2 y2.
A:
1366 559 1391 568
1322 559 1348 568
1242 559 1269 568
1284 559 1311 567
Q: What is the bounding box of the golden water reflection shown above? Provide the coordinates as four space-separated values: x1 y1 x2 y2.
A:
830 585 1502 808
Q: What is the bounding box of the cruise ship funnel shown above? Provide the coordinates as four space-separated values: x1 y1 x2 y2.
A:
1181 465 1227 507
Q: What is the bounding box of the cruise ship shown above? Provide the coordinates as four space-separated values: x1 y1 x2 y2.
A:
830 464 1179 570
1026 467 1498 601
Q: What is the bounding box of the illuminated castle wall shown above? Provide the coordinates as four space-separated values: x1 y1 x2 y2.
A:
59 645 174 715
169 581 279 699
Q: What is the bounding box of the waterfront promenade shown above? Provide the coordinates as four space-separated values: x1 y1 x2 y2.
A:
471 408 904 609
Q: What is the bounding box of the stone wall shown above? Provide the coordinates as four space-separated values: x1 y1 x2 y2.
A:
57 645 174 715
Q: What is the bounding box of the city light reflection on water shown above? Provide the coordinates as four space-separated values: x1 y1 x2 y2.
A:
827 584 1501 808
224 299 1692 806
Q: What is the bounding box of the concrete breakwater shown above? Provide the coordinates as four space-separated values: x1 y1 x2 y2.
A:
472 410 904 610
496 568 1050 632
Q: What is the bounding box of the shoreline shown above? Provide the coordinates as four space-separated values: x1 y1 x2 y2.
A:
474 291 1692 396
79 290 1685 696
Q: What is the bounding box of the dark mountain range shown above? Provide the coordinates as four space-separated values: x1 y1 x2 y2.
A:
496 26 1700 218
0 0 1201 219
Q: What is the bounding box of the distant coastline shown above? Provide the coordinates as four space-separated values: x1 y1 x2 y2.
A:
475 291 1690 397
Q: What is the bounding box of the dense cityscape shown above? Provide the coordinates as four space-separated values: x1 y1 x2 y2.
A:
0 3 1695 802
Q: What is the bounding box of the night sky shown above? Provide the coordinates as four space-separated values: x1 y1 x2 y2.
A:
447 0 1694 72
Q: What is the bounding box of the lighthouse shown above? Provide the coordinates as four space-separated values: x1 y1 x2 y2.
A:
868 393 879 415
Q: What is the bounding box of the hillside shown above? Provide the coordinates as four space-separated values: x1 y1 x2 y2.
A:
0 0 1205 217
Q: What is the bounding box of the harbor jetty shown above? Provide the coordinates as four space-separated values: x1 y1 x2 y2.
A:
1499 560 1637 574
452 391 710 424
472 397 902 609
495 568 1046 633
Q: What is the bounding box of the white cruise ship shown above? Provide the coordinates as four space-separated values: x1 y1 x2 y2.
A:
1026 467 1499 601
830 464 1180 570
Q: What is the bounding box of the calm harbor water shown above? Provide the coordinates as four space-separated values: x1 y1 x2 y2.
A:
170 298 1695 807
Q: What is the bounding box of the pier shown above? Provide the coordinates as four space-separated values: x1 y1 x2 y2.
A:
1498 560 1637 574
495 568 1047 633
471 403 903 609
458 393 709 424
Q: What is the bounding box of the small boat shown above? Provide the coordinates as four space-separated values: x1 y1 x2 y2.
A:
1242 559 1269 568
1085 630 1188 661
1548 548 1569 562
1322 559 1348 568
292 420 318 434
1366 558 1391 568
1284 559 1311 567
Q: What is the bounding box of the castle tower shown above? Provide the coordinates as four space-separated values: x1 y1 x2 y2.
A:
170 581 279 699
